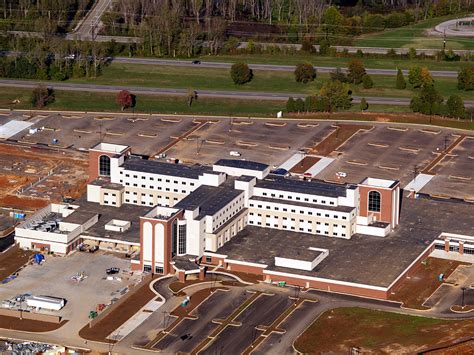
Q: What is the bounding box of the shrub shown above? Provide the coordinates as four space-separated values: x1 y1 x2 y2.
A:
230 63 253 85
446 95 465 118
294 63 317 83
396 68 406 89
457 67 474 91
347 59 366 84
31 85 55 108
362 75 373 89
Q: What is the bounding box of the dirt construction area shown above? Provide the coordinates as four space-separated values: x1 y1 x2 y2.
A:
0 143 87 210
0 251 139 335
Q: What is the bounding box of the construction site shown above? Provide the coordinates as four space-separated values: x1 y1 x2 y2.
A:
0 143 88 210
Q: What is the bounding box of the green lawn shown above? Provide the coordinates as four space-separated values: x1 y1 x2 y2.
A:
70 63 471 100
354 14 474 50
294 307 474 353
0 88 284 116
195 54 470 71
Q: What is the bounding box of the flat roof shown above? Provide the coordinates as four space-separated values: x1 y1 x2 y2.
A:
250 196 355 213
214 159 269 171
361 177 399 189
255 177 347 198
215 196 474 287
174 184 243 219
91 142 129 154
72 197 151 243
122 158 210 179
62 210 98 225
89 178 124 190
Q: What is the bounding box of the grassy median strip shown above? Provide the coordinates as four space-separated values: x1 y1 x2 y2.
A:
197 53 469 71
69 63 470 100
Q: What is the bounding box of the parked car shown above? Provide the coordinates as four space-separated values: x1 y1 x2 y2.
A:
192 60 201 64
106 267 120 275
89 245 99 253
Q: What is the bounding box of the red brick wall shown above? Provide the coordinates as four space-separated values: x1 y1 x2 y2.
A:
227 262 265 275
139 211 184 274
358 186 394 224
266 273 388 299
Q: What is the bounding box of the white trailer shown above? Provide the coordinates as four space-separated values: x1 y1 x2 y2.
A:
26 296 65 311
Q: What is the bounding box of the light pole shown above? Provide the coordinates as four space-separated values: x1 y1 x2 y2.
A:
461 286 466 308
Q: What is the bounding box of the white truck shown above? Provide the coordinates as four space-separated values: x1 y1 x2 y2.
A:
26 296 65 311
229 151 241 157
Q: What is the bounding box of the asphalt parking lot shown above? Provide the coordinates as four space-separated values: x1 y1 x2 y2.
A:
202 293 293 355
166 119 334 167
10 113 197 157
153 288 252 352
316 125 457 186
421 136 474 200
1 251 137 331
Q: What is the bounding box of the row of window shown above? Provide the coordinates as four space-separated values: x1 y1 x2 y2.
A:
249 202 348 219
248 220 346 236
260 191 335 205
121 171 195 186
122 180 189 193
249 214 346 228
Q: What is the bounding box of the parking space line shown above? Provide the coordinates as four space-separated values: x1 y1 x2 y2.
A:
191 291 262 354
242 298 317 355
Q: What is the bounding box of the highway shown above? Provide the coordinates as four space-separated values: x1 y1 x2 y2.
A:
112 57 459 78
0 78 473 107
67 0 111 40
237 41 474 56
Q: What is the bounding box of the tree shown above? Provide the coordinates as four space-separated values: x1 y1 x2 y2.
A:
116 90 133 111
319 80 352 112
362 75 373 89
446 95 465 119
360 98 368 111
409 66 433 88
410 86 443 116
323 6 344 35
319 39 330 56
230 63 253 85
330 68 348 83
294 63 316 84
187 88 197 107
457 67 474 91
396 68 406 89
295 98 305 112
286 97 295 112
31 85 55 108
347 59 366 84
300 37 315 53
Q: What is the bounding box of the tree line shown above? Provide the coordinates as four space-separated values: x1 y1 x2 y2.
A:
99 1 474 56
0 0 93 33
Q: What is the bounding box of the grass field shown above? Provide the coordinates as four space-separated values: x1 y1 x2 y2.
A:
0 88 284 116
70 63 472 100
294 307 474 353
354 14 474 50
196 54 471 71
2 87 473 131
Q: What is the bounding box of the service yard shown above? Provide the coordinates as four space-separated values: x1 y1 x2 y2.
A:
1 251 138 334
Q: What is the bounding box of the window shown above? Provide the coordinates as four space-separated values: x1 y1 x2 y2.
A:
155 266 164 274
206 256 212 263
99 155 111 176
368 191 381 212
178 225 187 254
